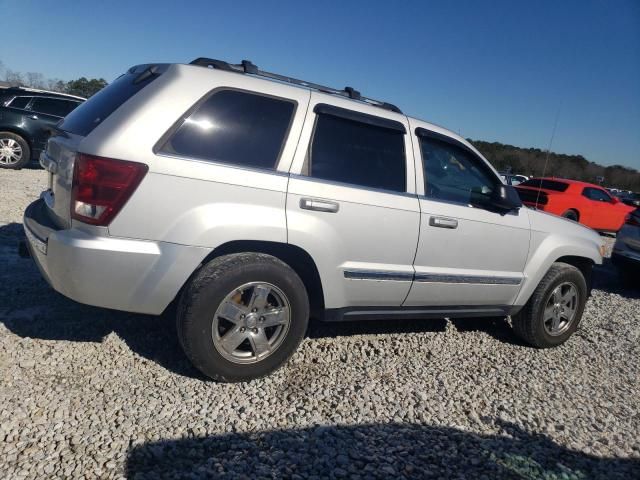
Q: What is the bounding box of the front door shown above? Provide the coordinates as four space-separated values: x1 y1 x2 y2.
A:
404 121 531 309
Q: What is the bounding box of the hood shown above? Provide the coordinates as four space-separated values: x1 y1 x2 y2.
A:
527 208 601 242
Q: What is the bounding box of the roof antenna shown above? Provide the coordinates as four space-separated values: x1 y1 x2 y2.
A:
536 102 562 208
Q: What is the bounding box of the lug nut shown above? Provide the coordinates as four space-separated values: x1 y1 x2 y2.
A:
240 314 245 319
240 327 246 332
252 328 258 333
252 308 257 313
259 316 265 322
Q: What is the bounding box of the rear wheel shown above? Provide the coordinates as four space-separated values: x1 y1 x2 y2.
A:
561 209 579 222
0 132 31 169
512 262 587 348
177 253 309 382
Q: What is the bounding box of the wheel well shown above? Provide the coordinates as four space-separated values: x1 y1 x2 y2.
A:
555 255 594 294
563 208 580 221
0 128 31 149
198 240 325 313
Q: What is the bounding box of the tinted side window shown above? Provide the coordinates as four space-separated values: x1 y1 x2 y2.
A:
161 90 295 170
519 179 569 192
306 114 406 192
583 187 612 202
420 136 498 205
30 98 78 117
7 96 31 109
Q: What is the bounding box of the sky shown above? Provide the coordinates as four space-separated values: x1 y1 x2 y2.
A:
1 0 639 169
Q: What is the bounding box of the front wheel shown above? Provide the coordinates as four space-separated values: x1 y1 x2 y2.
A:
512 262 587 348
177 253 309 382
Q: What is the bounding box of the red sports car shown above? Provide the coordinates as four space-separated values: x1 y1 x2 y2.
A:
516 178 635 232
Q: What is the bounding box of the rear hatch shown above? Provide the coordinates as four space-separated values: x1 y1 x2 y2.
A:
40 64 164 228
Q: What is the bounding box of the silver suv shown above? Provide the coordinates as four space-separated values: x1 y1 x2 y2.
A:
23 58 605 381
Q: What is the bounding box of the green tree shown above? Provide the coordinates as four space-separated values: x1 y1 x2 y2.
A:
64 77 108 98
469 139 640 191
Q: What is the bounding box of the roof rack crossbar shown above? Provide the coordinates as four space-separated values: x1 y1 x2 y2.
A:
189 57 402 114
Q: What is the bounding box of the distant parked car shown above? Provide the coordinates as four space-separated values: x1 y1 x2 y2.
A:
615 191 640 208
499 172 529 186
516 178 635 232
0 87 85 169
612 209 640 285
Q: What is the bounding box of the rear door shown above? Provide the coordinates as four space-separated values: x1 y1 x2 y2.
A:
286 93 420 309
405 122 530 309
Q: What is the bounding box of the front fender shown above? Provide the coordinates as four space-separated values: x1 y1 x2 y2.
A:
514 228 602 306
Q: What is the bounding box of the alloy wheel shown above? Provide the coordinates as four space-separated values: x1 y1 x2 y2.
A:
0 138 23 165
543 282 579 336
211 282 291 364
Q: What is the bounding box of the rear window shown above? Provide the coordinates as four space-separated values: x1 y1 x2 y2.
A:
159 89 295 170
60 71 157 136
519 179 570 192
30 97 80 117
7 96 31 109
305 113 406 192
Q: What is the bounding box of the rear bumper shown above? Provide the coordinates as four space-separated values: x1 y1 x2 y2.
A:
23 199 210 315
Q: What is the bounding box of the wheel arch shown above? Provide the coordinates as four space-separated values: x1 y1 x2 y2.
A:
173 240 325 315
562 208 581 221
554 255 594 295
515 229 601 308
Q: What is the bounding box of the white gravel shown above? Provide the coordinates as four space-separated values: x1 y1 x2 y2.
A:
1 168 639 479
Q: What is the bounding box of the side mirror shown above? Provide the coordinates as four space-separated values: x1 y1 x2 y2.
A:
490 184 522 213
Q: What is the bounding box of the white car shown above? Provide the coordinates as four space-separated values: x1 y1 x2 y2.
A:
22 58 605 381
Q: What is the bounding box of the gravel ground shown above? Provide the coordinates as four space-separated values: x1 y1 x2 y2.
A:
1 168 639 479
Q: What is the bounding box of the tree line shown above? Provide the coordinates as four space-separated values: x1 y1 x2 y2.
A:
469 140 640 192
0 61 107 98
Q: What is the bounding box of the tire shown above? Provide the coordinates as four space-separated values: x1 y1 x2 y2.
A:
512 262 587 348
561 209 579 222
0 132 31 169
177 253 309 382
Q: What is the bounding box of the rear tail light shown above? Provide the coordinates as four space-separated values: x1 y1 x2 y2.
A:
71 154 148 226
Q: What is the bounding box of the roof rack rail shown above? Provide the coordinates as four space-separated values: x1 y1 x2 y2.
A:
189 57 402 114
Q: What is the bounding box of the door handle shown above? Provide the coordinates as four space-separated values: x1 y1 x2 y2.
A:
300 198 340 213
429 216 458 229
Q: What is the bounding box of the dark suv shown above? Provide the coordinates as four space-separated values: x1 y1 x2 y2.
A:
0 87 85 169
